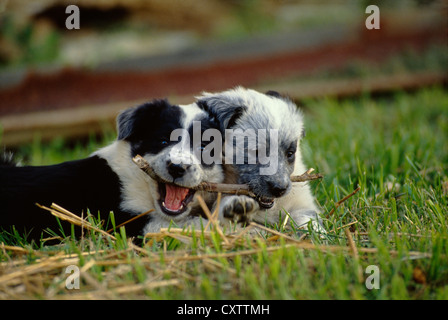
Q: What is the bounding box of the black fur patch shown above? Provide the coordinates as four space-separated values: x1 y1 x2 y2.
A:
265 90 282 98
197 98 246 132
0 156 146 242
117 99 184 157
0 152 16 167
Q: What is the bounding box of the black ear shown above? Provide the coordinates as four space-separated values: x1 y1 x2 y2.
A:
117 106 137 140
265 90 293 104
117 99 171 141
265 90 282 98
197 96 246 132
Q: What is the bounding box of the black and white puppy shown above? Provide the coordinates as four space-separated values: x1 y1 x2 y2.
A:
197 87 324 232
0 99 223 242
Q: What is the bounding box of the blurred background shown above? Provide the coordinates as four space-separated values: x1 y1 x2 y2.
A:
0 0 446 147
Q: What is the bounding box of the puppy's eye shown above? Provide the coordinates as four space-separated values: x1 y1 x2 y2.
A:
286 149 295 159
161 140 169 146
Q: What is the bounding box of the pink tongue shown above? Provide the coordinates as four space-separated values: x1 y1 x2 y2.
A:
165 184 189 211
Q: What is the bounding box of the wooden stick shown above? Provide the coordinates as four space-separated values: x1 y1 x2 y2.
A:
106 209 154 234
290 168 323 182
133 154 255 197
132 154 160 181
196 195 230 245
344 228 359 260
344 228 363 283
132 155 323 197
36 203 117 240
326 186 361 218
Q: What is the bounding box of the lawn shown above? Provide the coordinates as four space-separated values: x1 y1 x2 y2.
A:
0 86 447 300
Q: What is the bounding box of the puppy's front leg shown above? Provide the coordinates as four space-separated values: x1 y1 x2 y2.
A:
288 209 326 236
217 195 259 224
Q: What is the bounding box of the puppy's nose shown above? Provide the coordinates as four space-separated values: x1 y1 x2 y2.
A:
267 181 289 197
168 162 189 179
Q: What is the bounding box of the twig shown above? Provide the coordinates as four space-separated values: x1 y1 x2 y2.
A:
344 228 359 260
290 168 324 182
344 228 363 283
196 195 230 246
133 154 255 196
196 181 256 197
132 154 162 181
326 186 361 218
204 192 221 231
106 210 154 233
0 244 29 255
132 155 323 197
250 222 301 243
36 203 116 240
334 220 359 231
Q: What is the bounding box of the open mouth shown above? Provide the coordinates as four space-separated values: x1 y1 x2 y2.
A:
257 196 275 209
158 182 196 216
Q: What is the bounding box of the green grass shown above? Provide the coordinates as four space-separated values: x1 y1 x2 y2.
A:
0 87 447 300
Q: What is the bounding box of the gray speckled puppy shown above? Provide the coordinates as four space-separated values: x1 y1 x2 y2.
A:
197 87 324 233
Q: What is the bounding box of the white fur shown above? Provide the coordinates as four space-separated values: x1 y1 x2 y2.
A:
200 87 324 233
94 88 323 236
258 154 323 231
95 103 224 236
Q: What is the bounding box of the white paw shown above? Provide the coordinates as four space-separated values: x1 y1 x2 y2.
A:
220 195 258 224
289 210 327 237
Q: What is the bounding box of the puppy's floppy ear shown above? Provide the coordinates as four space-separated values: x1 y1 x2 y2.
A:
197 96 246 131
265 90 282 98
117 106 137 140
117 99 171 141
265 90 293 103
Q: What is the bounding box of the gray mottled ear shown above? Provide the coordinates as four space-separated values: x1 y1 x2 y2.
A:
265 90 282 98
265 90 293 104
301 128 306 139
197 96 247 131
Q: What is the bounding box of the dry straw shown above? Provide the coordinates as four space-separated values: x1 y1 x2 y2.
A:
0 182 433 299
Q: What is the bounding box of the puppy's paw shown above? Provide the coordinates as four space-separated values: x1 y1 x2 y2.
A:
220 195 258 224
290 209 327 239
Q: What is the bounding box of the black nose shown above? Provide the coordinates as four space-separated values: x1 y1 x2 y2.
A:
267 181 289 197
167 162 189 179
